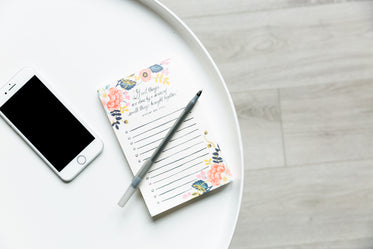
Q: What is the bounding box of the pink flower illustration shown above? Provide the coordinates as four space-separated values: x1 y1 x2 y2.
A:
183 192 191 199
163 68 170 76
207 163 225 187
139 68 152 82
106 87 123 111
161 58 170 65
225 168 232 177
124 90 130 100
196 170 206 180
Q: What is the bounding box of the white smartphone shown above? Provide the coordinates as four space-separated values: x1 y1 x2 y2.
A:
0 68 103 182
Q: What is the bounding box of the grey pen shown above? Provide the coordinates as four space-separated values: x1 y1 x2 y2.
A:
118 90 203 207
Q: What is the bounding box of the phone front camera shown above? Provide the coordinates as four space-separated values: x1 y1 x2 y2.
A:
5 92 7 95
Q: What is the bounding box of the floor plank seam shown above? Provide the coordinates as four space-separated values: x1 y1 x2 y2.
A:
245 156 373 174
176 0 372 21
277 88 288 167
246 235 373 249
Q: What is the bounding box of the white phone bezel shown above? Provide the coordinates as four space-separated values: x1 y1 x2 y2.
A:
0 68 103 182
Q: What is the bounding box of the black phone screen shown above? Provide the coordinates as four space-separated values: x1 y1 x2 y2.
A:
0 76 94 172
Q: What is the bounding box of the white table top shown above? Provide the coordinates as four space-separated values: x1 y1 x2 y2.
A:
0 0 244 248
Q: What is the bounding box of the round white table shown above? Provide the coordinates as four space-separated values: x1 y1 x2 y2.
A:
0 0 244 248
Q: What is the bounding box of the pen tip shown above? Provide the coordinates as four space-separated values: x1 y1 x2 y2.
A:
197 90 202 97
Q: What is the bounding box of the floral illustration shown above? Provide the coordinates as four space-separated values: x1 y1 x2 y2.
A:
182 192 191 199
97 59 171 129
196 170 206 180
163 68 169 76
160 59 170 75
191 180 212 196
117 78 137 90
183 132 232 200
161 58 170 65
106 87 123 111
97 86 130 129
139 68 152 82
207 163 225 187
212 144 223 164
110 110 122 129
225 168 232 177
149 64 163 73
204 130 216 148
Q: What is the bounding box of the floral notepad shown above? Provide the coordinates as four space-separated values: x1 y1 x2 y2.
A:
97 59 232 216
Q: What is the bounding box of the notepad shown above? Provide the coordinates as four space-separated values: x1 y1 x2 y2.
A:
97 59 232 216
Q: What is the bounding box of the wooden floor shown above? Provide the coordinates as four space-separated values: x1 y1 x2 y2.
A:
160 0 373 248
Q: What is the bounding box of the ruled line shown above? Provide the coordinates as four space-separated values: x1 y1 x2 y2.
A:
159 179 195 196
133 126 170 144
135 126 198 150
148 147 208 173
161 189 190 203
140 134 201 156
163 135 201 152
154 141 204 163
143 141 203 162
140 146 158 156
156 166 209 190
133 117 178 140
130 107 184 132
168 124 197 141
152 161 203 184
151 155 207 179
136 137 163 150
133 118 195 144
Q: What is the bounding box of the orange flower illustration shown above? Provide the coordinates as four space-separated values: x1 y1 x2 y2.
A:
139 68 152 82
207 163 225 187
106 87 123 111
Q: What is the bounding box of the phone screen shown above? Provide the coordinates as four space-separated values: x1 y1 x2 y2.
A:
0 75 94 172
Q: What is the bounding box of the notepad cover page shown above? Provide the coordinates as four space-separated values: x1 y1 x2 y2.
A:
97 59 232 216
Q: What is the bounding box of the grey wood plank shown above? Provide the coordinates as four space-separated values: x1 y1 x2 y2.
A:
280 80 373 166
254 237 373 249
162 1 373 91
230 158 373 249
161 0 370 18
232 89 285 169
157 1 373 249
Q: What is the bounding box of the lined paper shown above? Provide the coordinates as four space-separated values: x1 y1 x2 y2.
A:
126 107 212 213
97 59 232 216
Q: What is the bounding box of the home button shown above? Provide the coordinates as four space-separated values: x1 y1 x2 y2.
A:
77 155 86 165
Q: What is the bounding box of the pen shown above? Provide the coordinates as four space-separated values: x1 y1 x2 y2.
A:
118 90 203 207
